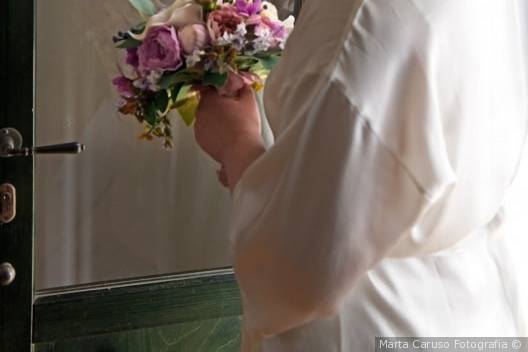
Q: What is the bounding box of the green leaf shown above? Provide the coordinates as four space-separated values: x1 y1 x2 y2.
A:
249 62 271 79
235 56 259 70
128 0 157 17
257 54 279 70
154 90 170 113
203 72 228 87
158 71 196 89
169 83 184 102
176 85 192 102
143 90 169 125
175 85 200 126
144 101 158 125
116 38 142 49
130 22 146 35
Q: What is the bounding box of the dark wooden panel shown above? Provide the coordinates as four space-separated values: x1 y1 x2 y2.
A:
0 0 35 351
34 316 241 352
33 270 242 343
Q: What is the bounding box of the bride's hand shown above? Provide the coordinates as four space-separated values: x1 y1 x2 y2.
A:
195 86 266 191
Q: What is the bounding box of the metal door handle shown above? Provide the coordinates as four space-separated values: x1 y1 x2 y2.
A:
0 127 85 158
0 262 16 286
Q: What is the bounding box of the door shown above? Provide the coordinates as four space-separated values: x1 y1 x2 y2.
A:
0 0 299 350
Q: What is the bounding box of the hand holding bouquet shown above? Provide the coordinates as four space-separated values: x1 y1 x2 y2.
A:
112 0 294 149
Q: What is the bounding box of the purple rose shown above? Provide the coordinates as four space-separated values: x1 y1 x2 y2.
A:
235 0 262 16
126 48 139 68
137 25 183 73
112 76 135 98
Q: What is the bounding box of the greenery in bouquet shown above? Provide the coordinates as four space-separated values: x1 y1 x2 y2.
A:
112 0 295 149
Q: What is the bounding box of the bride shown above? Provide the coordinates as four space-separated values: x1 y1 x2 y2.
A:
195 0 528 351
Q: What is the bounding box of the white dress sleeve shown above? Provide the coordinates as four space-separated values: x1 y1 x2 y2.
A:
230 71 433 340
229 0 528 349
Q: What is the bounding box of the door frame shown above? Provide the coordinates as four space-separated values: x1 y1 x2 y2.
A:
0 0 35 350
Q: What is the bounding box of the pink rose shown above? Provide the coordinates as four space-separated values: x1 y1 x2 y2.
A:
178 24 210 54
207 6 244 41
138 25 183 73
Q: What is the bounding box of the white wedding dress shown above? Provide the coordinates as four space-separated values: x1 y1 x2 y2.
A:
230 0 528 351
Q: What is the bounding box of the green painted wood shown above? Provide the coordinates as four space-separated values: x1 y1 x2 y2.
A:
33 269 242 343
34 316 241 352
0 0 35 351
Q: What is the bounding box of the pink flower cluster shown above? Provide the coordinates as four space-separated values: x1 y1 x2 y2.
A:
112 0 294 146
113 21 210 97
207 0 289 53
113 0 293 100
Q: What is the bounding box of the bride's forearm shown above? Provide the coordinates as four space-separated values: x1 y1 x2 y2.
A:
222 136 266 193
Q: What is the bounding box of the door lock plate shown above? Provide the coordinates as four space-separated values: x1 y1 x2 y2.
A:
0 184 16 224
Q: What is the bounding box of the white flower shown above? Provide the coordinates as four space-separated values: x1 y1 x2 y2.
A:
255 23 272 39
131 0 204 41
253 38 271 52
185 49 205 67
261 1 279 21
217 24 248 51
235 23 247 37
282 15 295 34
249 25 273 53
133 70 162 91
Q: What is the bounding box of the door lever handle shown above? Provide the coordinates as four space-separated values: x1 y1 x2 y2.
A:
0 128 85 158
8 142 85 156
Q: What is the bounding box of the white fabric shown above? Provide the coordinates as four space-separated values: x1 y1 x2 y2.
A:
229 0 528 351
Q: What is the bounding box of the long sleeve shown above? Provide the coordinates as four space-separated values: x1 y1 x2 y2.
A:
229 0 528 350
230 72 434 340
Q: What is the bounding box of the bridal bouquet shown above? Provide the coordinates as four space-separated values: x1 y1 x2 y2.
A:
112 0 294 149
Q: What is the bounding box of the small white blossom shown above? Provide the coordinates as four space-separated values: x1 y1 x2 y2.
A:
255 24 272 40
235 23 247 37
217 24 248 51
133 77 149 90
133 70 162 91
146 70 162 91
186 49 205 67
249 25 274 53
219 32 245 51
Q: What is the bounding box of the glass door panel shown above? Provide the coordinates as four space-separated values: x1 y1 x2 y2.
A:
34 0 235 290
